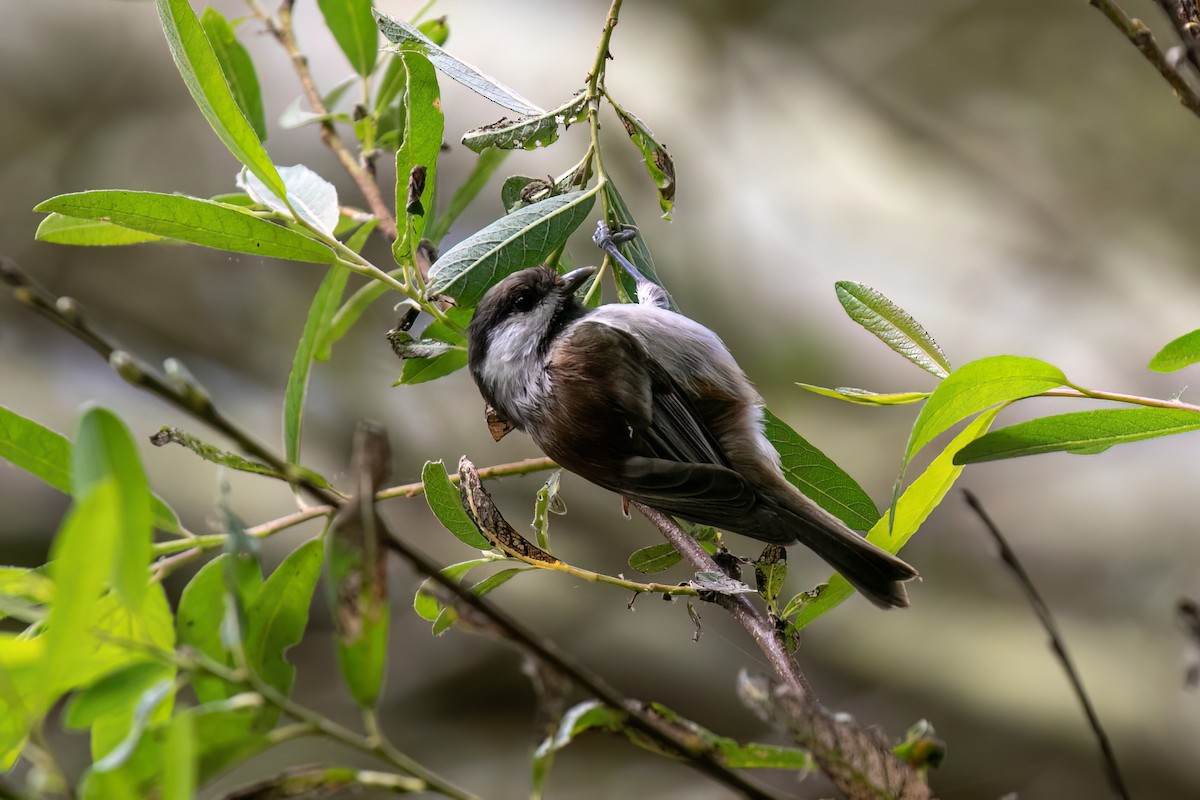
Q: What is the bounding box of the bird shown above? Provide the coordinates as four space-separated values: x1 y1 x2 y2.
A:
464 223 918 608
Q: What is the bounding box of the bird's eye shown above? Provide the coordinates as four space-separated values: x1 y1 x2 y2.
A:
512 292 536 313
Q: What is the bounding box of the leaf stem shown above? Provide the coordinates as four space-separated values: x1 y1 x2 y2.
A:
1046 385 1200 414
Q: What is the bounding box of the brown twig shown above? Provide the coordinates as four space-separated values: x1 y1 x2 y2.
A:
963 490 1131 800
1090 0 1200 119
247 0 399 240
632 503 811 695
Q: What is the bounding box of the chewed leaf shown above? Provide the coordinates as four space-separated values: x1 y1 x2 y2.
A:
835 282 951 378
427 189 597 306
238 164 340 237
612 102 676 219
954 407 1200 463
462 92 587 153
1149 328 1200 373
798 384 930 406
374 10 543 116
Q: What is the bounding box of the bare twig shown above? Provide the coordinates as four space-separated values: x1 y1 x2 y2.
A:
1179 596 1200 687
963 490 1131 800
1090 0 1200 119
1152 0 1200 73
246 0 399 240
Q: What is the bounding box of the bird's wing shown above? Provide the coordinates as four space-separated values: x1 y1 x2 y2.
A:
560 321 770 530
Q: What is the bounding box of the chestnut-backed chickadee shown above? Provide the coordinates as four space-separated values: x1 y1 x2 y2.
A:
465 224 917 608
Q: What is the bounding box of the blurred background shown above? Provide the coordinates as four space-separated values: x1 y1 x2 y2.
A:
3 0 1200 797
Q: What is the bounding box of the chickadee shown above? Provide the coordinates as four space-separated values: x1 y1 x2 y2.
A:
465 224 918 608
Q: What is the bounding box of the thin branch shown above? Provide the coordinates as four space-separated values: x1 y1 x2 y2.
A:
1044 386 1200 413
1090 0 1200 119
963 490 1131 800
246 0 399 240
632 503 811 695
375 456 557 500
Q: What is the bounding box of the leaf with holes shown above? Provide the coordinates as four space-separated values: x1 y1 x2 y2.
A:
462 92 587 153
611 102 675 219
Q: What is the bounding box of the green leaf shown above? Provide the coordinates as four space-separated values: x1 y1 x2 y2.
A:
34 191 337 263
284 265 349 464
462 92 587 153
393 50 443 260
244 539 324 706
374 11 543 115
317 0 377 76
278 95 352 130
155 0 284 198
0 635 49 767
326 503 390 708
35 214 167 246
73 406 153 610
611 102 676 219
199 8 266 141
628 543 683 574
316 282 390 362
238 164 341 237
45 482 121 695
905 356 1066 461
421 461 491 549
0 406 177 532
64 662 172 731
955 407 1200 463
834 282 951 378
762 410 878 531
412 558 492 623
1149 328 1200 372
162 713 196 800
91 679 174 773
601 181 674 309
427 147 510 244
795 407 1003 627
397 348 467 384
427 188 597 306
797 384 930 406
177 555 261 704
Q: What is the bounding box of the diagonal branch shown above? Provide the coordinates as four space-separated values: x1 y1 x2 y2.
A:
963 490 1131 800
1090 0 1200 119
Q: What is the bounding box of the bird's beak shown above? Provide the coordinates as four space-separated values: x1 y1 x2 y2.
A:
559 266 596 295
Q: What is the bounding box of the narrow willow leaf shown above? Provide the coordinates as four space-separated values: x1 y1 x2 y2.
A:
45 482 121 694
1149 329 1200 373
797 384 930 406
394 50 443 260
611 102 676 219
34 192 337 263
601 181 674 309
795 407 1002 628
955 407 1200 463
35 214 167 246
429 566 529 636
91 679 174 773
150 426 330 488
427 147 510 244
427 189 597 306
628 543 683 574
532 700 625 793
905 355 1067 461
317 0 377 76
244 539 324 707
199 8 266 141
421 461 491 549
762 410 878 531
0 636 46 768
162 713 196 800
835 282 951 378
238 164 340 237
398 348 467 384
284 265 349 464
316 280 392 362
0 406 177 531
155 0 284 198
73 406 153 611
462 92 587 153
648 702 816 771
374 10 543 115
